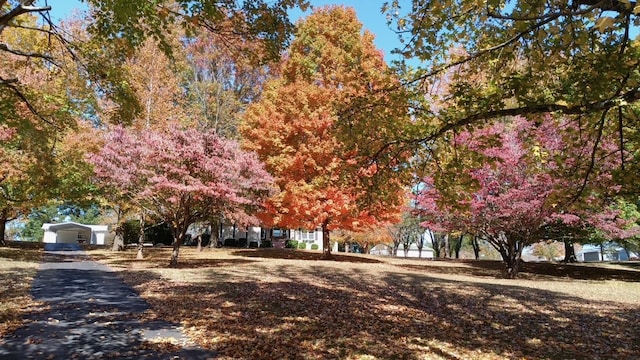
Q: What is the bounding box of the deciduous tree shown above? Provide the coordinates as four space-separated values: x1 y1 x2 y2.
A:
0 14 83 244
415 116 631 277
387 211 423 257
385 0 640 199
89 126 273 266
1 0 308 121
241 6 413 257
184 31 272 138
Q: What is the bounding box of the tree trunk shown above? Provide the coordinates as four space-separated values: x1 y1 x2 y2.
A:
0 216 7 246
112 226 125 251
321 222 331 259
504 254 520 279
170 236 182 267
212 221 223 248
427 231 438 258
112 208 126 251
453 233 463 259
431 232 441 258
441 233 449 258
472 235 480 260
499 235 524 279
136 213 145 260
562 240 577 263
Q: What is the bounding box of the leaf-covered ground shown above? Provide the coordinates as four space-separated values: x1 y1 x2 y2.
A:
0 242 45 337
90 248 640 360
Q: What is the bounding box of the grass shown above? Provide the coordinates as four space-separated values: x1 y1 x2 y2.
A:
89 247 640 359
0 242 44 337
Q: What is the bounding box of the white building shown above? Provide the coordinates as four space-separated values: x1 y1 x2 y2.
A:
578 243 638 262
396 243 434 258
42 222 109 245
219 226 325 250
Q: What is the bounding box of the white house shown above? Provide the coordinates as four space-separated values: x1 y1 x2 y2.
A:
42 222 109 245
218 225 327 250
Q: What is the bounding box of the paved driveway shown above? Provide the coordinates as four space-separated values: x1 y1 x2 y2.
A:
0 246 216 359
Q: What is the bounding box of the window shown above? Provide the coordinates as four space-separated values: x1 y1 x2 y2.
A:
299 230 315 243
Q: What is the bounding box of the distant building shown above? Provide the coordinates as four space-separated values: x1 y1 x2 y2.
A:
396 243 434 259
42 222 109 245
218 225 324 250
577 243 638 262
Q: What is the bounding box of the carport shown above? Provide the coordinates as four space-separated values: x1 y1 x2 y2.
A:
42 222 108 245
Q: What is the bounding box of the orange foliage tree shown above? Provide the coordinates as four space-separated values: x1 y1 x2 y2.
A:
241 6 414 256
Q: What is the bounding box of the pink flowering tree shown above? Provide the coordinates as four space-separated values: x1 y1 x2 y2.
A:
89 126 274 266
416 116 631 278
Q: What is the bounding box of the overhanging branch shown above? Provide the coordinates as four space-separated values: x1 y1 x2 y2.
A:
0 75 57 127
0 43 57 65
0 1 52 35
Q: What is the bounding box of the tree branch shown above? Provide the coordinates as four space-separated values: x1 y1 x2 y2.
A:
569 108 608 204
572 0 636 13
0 1 52 35
0 43 57 64
407 2 611 86
0 75 57 127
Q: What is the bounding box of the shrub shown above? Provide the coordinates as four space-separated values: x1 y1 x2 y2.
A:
285 239 298 249
260 240 272 248
298 242 307 250
311 244 319 250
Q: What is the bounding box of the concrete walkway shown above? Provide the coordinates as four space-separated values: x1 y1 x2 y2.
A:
0 244 216 359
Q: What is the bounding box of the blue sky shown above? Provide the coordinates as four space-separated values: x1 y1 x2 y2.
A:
47 1 405 63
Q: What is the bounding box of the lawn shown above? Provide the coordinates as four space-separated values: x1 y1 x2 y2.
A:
0 242 45 337
89 247 640 360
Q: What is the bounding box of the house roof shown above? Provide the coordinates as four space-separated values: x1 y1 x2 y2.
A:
42 222 108 232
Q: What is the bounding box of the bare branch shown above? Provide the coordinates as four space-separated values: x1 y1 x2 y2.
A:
0 1 51 35
569 108 608 204
0 43 57 64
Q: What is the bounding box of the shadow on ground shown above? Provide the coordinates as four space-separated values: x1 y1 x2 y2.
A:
0 250 216 360
399 259 640 282
232 248 382 263
123 250 640 359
